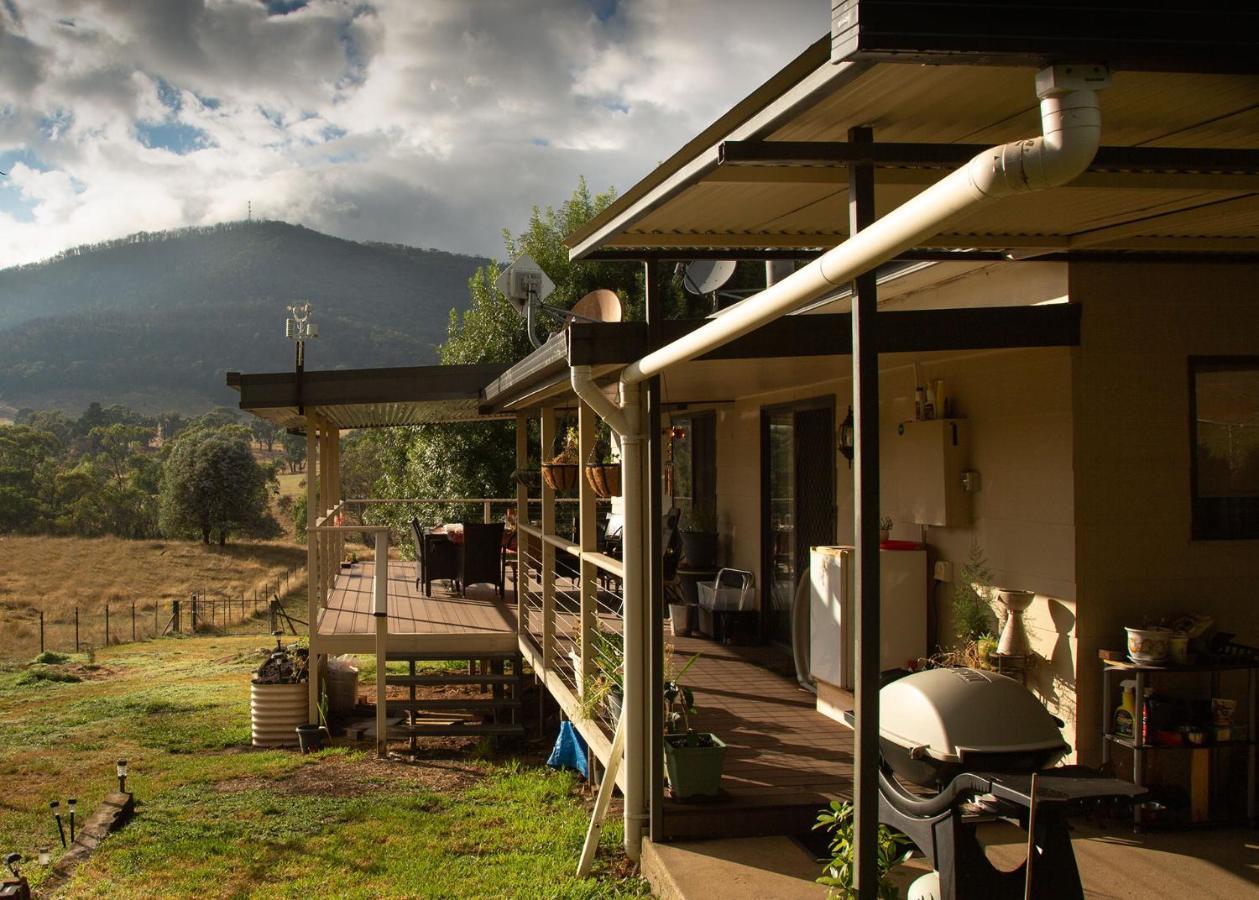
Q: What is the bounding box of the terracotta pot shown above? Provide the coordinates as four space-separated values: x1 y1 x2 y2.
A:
541 463 579 492
584 463 622 498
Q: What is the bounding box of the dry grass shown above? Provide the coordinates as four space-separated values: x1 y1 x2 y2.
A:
0 536 305 659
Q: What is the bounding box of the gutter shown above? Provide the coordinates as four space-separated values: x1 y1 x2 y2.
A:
620 63 1110 386
569 366 649 859
567 62 1108 863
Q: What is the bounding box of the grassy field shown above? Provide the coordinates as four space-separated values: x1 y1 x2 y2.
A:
0 537 306 659
0 637 645 898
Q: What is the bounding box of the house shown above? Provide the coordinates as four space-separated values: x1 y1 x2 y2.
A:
231 2 1259 892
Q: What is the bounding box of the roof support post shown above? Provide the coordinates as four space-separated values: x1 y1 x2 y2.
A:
578 401 597 694
848 124 882 899
645 260 666 844
305 416 320 725
515 414 529 628
540 407 557 674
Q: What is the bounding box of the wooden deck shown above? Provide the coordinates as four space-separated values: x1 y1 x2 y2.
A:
661 635 855 839
314 561 518 655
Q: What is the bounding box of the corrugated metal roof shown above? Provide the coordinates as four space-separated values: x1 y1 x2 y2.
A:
569 52 1259 257
226 364 511 432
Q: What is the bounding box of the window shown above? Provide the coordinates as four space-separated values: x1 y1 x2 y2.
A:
1191 358 1259 540
669 411 716 529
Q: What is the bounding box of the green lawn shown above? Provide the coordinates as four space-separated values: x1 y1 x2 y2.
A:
0 638 645 898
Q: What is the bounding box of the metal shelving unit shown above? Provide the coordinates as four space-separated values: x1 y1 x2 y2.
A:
1101 656 1258 828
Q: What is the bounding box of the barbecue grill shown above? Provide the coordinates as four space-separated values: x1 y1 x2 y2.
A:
877 668 1143 900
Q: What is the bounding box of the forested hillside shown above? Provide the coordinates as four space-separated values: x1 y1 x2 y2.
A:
0 221 489 413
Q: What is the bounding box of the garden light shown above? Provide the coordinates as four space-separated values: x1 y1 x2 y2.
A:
36 848 49 867
49 802 65 848
67 798 76 842
116 759 128 794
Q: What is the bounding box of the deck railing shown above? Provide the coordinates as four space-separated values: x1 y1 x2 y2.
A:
307 495 611 755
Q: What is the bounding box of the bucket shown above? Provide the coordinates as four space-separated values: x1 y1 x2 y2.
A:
251 681 307 748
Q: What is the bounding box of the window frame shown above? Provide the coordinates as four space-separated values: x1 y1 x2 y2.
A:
1188 355 1259 541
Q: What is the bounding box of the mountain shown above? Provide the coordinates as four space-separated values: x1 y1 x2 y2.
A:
0 221 491 414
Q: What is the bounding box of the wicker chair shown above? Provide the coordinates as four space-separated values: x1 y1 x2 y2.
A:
459 522 506 598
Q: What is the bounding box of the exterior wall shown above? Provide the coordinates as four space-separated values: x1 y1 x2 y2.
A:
1070 261 1259 764
705 343 1080 752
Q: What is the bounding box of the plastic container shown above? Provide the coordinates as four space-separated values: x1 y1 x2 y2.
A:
697 568 757 612
326 656 360 715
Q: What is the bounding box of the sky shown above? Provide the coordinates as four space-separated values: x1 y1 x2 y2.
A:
0 0 824 268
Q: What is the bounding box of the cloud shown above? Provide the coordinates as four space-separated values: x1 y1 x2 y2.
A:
0 0 823 267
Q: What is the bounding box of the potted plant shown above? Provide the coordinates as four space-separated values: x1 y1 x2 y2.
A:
541 426 580 492
814 799 911 899
680 506 719 569
584 427 621 498
296 690 330 754
250 633 310 749
662 653 726 799
953 541 996 647
513 467 540 492
878 515 893 543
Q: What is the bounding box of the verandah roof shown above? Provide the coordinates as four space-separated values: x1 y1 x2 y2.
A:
566 37 1259 259
226 363 509 431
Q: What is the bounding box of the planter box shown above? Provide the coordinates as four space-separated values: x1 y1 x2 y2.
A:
251 681 306 748
664 732 726 799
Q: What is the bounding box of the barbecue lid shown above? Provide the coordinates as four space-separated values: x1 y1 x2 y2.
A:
880 668 1069 763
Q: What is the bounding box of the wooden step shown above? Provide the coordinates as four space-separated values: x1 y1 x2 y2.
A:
387 723 524 738
384 674 518 686
385 651 521 663
385 698 520 714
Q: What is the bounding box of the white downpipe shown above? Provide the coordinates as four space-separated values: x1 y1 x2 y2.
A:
620 73 1105 387
570 366 648 861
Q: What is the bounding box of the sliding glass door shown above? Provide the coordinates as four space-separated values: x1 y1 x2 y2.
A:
761 398 836 645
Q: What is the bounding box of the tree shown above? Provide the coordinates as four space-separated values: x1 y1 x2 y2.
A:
0 424 61 532
158 424 278 544
363 179 688 535
280 431 306 473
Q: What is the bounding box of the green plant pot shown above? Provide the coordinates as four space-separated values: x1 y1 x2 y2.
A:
664 733 726 799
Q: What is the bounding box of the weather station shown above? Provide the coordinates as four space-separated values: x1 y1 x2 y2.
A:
284 302 318 415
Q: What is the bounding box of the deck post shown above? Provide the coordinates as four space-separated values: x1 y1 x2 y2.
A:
848 123 882 899
540 406 557 673
577 400 597 693
644 258 666 843
305 415 320 725
374 528 389 758
515 414 529 622
329 424 342 566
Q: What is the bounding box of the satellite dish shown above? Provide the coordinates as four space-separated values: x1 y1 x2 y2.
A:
571 289 623 324
683 259 736 295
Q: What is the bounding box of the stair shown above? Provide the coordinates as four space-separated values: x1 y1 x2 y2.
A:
381 650 526 745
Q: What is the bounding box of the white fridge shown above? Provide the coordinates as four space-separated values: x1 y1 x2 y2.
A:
808 545 927 693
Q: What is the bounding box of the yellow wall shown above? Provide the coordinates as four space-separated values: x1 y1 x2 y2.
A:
1070 261 1259 763
704 342 1081 752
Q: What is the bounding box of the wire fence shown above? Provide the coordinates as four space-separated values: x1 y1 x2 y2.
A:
1 566 307 661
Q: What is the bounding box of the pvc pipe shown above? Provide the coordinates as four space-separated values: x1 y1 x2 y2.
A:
621 77 1104 387
571 366 648 860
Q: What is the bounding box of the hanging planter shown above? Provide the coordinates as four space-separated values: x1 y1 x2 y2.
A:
541 463 579 492
584 462 622 498
542 425 580 493
513 468 540 492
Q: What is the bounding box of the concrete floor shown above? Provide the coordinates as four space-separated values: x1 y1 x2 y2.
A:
643 820 1259 899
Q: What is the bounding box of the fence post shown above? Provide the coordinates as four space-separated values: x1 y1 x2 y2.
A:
75 606 80 652
483 499 492 523
105 604 110 645
155 599 159 633
131 601 136 642
172 599 181 634
39 611 44 654
191 596 198 633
